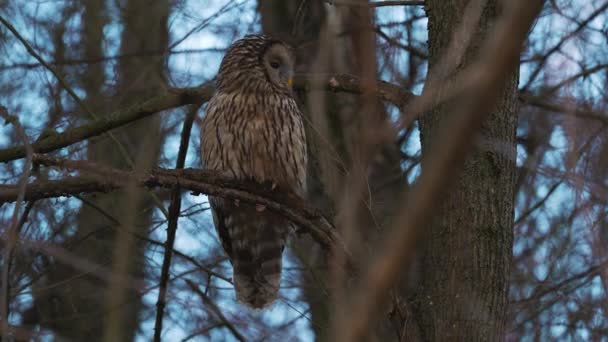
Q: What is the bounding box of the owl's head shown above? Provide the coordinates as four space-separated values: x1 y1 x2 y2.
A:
216 35 295 95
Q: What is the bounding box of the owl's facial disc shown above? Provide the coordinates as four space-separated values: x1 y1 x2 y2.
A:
263 44 295 89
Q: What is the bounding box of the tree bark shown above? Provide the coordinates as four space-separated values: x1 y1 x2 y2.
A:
416 1 518 340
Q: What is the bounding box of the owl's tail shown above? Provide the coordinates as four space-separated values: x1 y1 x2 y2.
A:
231 214 287 309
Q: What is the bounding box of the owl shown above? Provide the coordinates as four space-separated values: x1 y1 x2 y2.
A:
200 35 307 308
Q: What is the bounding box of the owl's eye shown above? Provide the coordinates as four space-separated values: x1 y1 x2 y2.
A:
270 61 280 69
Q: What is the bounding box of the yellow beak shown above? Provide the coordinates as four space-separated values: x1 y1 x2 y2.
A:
287 77 293 87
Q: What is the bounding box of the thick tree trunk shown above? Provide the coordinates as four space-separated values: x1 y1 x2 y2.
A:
416 1 518 340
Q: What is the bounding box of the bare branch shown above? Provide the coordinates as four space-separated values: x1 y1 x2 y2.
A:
296 73 416 108
326 0 425 7
0 108 33 340
0 75 415 163
185 279 247 342
0 14 132 165
521 1 608 91
520 93 608 126
153 105 198 342
0 16 93 120
375 27 428 59
0 155 351 265
0 86 213 163
0 48 225 72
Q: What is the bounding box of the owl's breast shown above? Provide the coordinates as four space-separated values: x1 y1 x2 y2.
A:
201 92 307 194
246 103 305 192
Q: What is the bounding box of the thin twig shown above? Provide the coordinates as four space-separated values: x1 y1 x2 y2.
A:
0 15 171 220
153 105 198 342
0 15 132 164
184 279 247 342
0 16 93 121
521 1 608 91
70 195 231 284
0 48 225 71
513 259 608 305
375 27 428 59
168 1 244 50
514 180 562 226
0 86 213 163
0 109 33 340
519 93 608 126
0 201 35 340
326 0 425 7
13 238 145 291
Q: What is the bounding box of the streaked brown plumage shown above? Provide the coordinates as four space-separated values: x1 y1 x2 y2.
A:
200 35 307 308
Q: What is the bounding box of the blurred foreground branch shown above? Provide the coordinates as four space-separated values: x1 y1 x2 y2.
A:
337 1 544 340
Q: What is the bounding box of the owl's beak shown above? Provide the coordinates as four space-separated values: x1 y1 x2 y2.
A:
281 67 294 88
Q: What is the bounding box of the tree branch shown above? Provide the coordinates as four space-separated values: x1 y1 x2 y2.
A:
295 73 416 109
326 0 425 7
0 155 350 265
0 108 33 340
519 92 608 126
153 105 198 342
0 74 415 164
0 14 140 171
0 86 213 163
185 279 247 342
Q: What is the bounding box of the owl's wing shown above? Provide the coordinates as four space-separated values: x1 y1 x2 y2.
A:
209 198 234 261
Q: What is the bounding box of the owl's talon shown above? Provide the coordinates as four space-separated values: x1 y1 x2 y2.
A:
256 203 267 212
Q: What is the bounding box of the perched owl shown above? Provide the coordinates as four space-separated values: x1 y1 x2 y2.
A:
200 35 307 308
